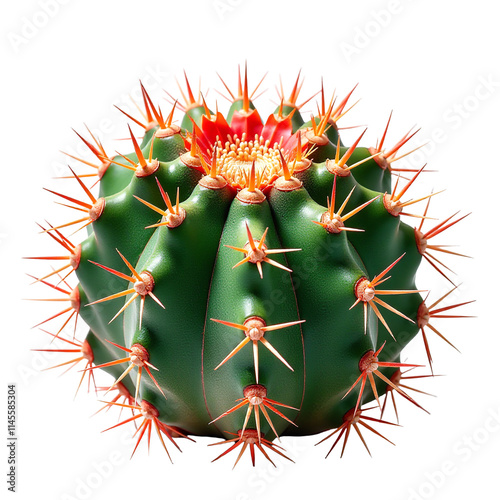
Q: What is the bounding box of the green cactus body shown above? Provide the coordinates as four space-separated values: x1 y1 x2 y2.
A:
30 69 472 466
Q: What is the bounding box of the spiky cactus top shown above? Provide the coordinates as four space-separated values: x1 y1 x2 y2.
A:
29 68 472 466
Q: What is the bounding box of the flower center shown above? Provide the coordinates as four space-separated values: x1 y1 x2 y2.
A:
213 132 285 189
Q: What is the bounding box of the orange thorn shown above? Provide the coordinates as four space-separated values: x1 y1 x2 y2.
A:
72 128 104 160
101 399 190 461
217 72 236 101
279 151 291 181
165 101 177 128
343 342 425 416
417 287 475 372
35 331 95 396
210 146 218 179
128 125 147 168
331 84 359 122
114 105 147 130
157 177 175 214
376 111 393 152
140 84 155 125
242 62 250 112
316 407 397 458
140 81 166 129
226 224 300 278
310 115 317 136
183 70 196 104
210 429 293 468
211 316 303 380
209 384 298 443
338 129 367 168
200 93 212 120
351 254 426 339
381 368 435 422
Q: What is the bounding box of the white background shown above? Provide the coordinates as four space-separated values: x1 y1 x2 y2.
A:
1 1 498 499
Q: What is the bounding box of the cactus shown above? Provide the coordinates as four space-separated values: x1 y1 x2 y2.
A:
28 67 472 467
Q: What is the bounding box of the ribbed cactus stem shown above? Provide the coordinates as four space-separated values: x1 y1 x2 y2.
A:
28 68 472 467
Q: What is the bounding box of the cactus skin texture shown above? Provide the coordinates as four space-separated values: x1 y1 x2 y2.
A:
30 68 473 467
